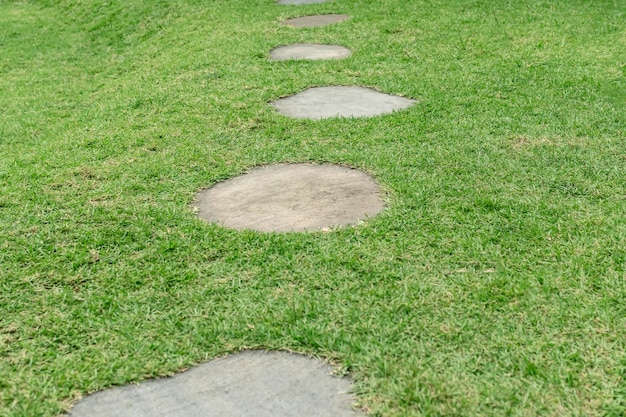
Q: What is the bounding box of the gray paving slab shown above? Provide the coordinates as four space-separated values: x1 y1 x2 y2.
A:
270 86 416 119
278 0 329 4
270 44 351 61
67 351 364 417
193 163 384 232
281 14 350 28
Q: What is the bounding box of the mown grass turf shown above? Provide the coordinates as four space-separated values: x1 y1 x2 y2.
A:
1 0 625 416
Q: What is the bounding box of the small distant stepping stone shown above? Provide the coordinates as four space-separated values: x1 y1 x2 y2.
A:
193 163 384 232
271 86 416 119
281 14 350 28
270 44 351 61
278 0 329 4
68 351 364 417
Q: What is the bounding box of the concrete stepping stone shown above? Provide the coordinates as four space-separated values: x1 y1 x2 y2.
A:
270 86 416 119
270 44 351 61
193 163 384 232
278 0 329 4
281 14 350 28
68 351 364 417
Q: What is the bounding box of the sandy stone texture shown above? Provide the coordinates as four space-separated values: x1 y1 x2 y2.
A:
270 86 416 119
193 164 384 232
270 44 351 61
281 14 350 28
278 0 329 4
68 351 364 417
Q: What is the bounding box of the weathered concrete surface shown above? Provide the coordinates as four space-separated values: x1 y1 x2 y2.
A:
270 86 416 119
278 0 329 4
270 44 351 61
281 14 350 28
193 163 384 232
68 351 363 417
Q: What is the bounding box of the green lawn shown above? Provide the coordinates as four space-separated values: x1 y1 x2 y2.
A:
1 0 625 415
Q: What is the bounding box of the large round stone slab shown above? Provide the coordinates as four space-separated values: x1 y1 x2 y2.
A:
68 351 364 417
278 0 329 4
270 44 351 61
270 86 416 119
193 163 384 232
281 14 350 28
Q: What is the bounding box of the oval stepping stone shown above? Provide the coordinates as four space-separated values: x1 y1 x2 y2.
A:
281 14 350 28
270 86 416 119
193 163 384 232
270 44 351 61
68 351 364 417
278 0 329 4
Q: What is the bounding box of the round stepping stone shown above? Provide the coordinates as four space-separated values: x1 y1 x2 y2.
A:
281 14 350 28
278 0 329 4
68 351 364 417
270 44 351 61
270 86 416 119
193 163 384 232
